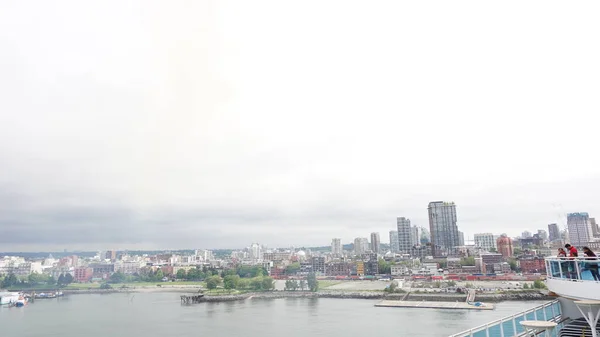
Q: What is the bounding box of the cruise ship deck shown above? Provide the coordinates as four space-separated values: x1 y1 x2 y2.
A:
448 257 600 337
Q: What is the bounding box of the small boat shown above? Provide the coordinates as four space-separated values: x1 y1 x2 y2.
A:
15 295 27 307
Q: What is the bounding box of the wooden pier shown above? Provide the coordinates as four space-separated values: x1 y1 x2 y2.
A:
375 300 494 310
180 294 205 305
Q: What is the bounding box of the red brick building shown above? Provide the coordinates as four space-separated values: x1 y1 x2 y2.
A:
519 257 546 274
497 235 514 258
74 267 93 282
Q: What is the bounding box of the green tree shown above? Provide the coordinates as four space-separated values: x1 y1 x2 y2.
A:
57 273 66 286
433 281 442 288
28 272 45 285
100 283 112 289
447 281 456 287
284 280 295 291
237 278 250 289
460 257 475 266
385 281 398 293
155 269 164 281
508 258 518 272
299 279 307 291
64 273 74 284
2 273 18 288
110 272 126 284
378 259 392 274
206 275 222 290
250 278 263 291
186 268 200 280
176 269 187 280
532 280 547 289
261 277 274 291
284 262 301 275
307 273 318 292
523 283 530 289
46 276 56 286
224 275 240 292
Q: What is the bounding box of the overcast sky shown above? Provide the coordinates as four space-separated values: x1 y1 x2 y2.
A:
1 1 599 252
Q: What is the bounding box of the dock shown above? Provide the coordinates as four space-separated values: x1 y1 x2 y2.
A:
375 300 494 310
180 294 205 305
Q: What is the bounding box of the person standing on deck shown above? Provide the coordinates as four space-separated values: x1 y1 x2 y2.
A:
565 244 579 279
582 247 600 281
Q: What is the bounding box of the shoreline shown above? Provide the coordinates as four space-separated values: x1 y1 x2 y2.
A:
49 287 554 302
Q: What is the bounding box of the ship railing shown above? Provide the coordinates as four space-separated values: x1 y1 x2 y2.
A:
447 300 562 337
545 256 600 282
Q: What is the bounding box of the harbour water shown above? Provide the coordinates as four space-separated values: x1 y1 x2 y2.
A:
0 292 548 337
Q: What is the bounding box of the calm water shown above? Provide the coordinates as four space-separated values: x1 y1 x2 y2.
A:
0 293 548 337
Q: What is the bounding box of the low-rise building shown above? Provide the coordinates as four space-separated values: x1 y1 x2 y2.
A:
74 267 93 282
325 262 351 276
519 256 546 274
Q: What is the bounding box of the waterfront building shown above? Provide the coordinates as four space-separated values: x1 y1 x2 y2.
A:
397 217 412 254
519 256 546 273
548 223 560 242
311 256 325 274
331 238 342 256
474 233 497 251
389 231 400 253
370 232 380 254
325 261 351 276
567 212 593 246
428 201 460 257
74 267 93 282
496 234 513 258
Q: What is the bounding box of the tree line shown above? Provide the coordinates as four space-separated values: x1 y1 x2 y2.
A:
283 273 318 292
1 272 74 288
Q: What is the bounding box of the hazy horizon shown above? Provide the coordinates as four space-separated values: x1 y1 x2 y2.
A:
1 1 599 251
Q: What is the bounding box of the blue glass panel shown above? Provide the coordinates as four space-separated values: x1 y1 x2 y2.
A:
525 311 535 320
501 321 515 337
487 323 502 337
514 316 525 334
472 329 487 337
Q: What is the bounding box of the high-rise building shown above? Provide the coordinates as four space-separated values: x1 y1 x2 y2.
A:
521 231 532 239
458 231 465 246
410 226 420 246
250 243 263 261
370 232 380 254
548 223 560 242
331 238 342 256
354 237 369 256
389 231 400 253
474 233 497 251
420 227 431 245
105 250 117 261
397 217 412 253
537 230 548 242
496 234 513 258
591 218 599 238
428 201 460 257
567 212 593 246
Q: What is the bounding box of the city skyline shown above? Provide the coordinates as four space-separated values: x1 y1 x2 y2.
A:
1 2 599 252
